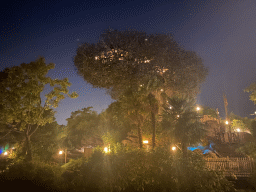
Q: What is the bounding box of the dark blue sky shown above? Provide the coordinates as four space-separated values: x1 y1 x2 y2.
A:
1 0 256 125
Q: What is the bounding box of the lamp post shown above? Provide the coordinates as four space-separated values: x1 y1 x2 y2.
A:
236 128 241 143
143 140 149 151
59 149 67 164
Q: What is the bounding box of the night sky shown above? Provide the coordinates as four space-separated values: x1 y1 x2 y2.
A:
1 0 256 125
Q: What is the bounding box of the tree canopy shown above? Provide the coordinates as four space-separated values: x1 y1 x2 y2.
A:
0 57 78 160
245 82 256 104
74 29 208 99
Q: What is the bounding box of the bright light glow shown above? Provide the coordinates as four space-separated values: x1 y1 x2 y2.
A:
140 84 143 87
177 115 180 118
160 89 163 91
3 152 8 156
143 140 149 144
169 106 172 109
196 107 200 111
236 128 241 132
104 147 110 153
225 121 229 125
59 150 63 155
255 111 256 114
172 146 176 151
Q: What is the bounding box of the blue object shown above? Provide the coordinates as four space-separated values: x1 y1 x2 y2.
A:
0 147 4 155
187 142 215 154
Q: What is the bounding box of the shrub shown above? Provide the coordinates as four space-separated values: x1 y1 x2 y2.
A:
0 147 236 192
63 147 235 192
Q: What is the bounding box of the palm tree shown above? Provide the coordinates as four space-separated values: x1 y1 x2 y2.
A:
162 97 205 157
143 74 165 149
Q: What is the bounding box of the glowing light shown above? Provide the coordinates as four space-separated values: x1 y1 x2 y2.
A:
140 84 143 87
160 89 163 91
59 150 63 155
225 121 229 125
104 147 110 153
177 115 180 118
196 107 200 111
143 140 148 144
236 128 241 132
169 106 172 109
172 146 176 151
255 111 256 114
3 152 8 156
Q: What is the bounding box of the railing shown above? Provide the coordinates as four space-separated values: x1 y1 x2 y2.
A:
205 157 255 177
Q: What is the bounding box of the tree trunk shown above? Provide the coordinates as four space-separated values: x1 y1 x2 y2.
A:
137 121 143 149
151 111 156 149
25 134 32 161
23 130 32 161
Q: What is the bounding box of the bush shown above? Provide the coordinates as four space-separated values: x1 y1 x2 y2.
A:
62 147 235 192
0 147 236 192
0 160 65 191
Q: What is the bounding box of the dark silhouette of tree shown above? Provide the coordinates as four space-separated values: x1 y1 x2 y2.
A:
74 29 208 148
162 97 205 157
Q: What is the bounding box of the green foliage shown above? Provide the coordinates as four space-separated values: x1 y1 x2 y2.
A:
201 106 218 118
230 112 253 133
0 161 64 190
99 103 132 143
0 57 77 126
236 142 256 159
245 82 256 104
62 157 87 172
59 148 234 192
74 29 208 100
162 97 205 152
65 107 100 148
231 119 247 132
0 57 78 161
1 148 236 192
30 122 63 162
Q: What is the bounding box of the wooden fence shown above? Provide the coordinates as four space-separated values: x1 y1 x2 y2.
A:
205 157 255 177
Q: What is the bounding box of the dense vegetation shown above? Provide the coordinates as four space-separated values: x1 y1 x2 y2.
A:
1 147 235 192
1 29 256 191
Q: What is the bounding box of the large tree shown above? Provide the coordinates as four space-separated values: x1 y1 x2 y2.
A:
65 107 100 148
0 57 78 161
74 29 208 148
